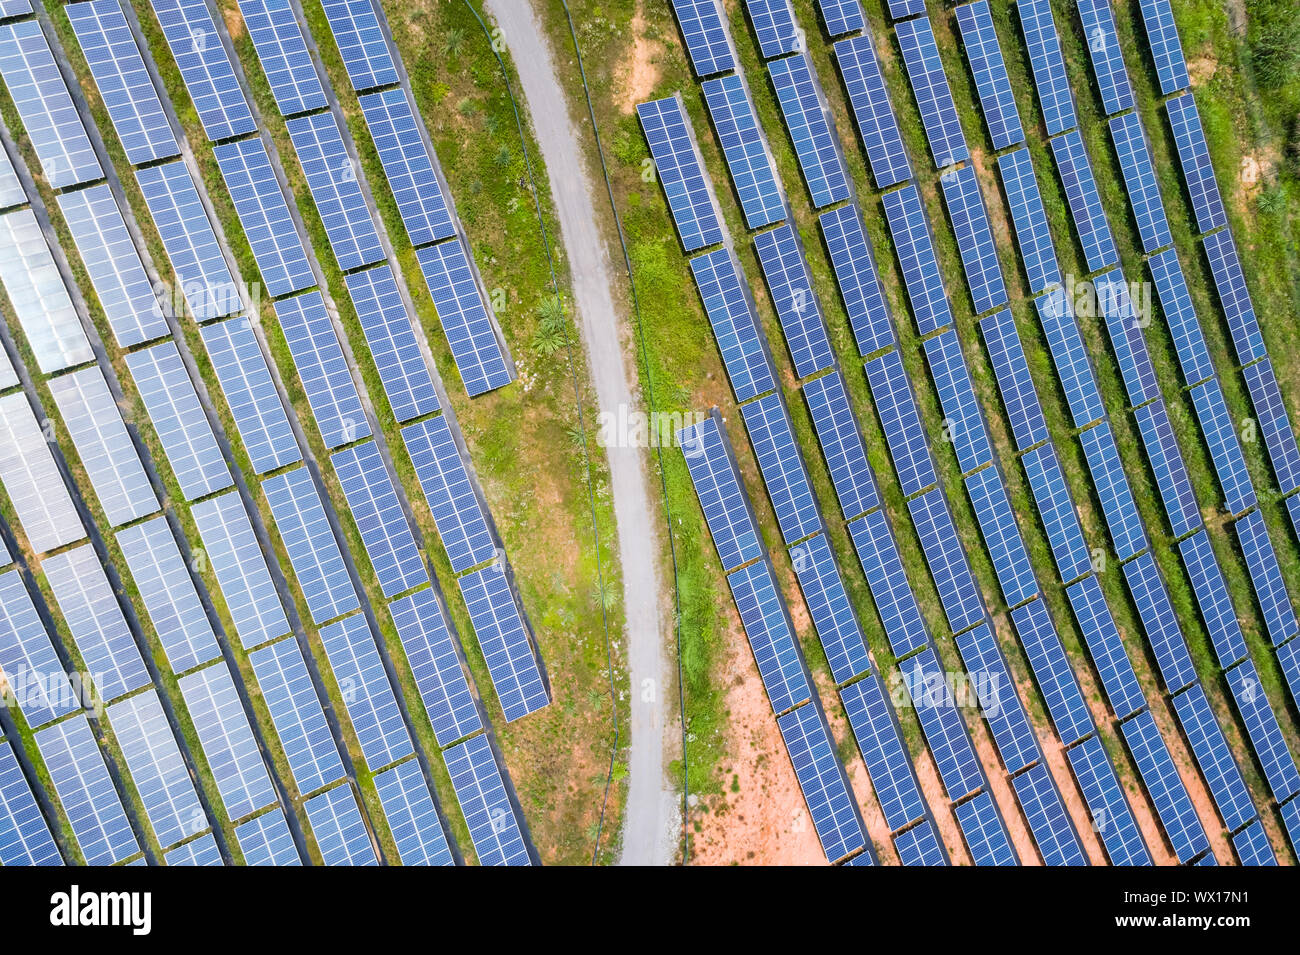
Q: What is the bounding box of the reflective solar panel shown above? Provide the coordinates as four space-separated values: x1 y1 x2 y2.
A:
1065 574 1145 720
458 561 550 722
1279 638 1300 730
0 338 15 390
1078 421 1147 561
319 0 398 91
819 203 894 357
1121 550 1197 693
833 34 911 189
865 350 937 497
691 248 776 403
746 0 800 59
703 75 785 231
403 416 495 573
1242 358 1300 494
238 0 326 116
389 586 482 747
249 637 345 794
151 0 257 140
953 790 1017 865
191 491 291 649
1122 708 1209 863
444 733 531 866
1109 112 1171 253
0 209 93 374
955 1 1024 151
952 621 1039 773
1171 682 1255 833
883 183 955 334
895 17 969 169
332 441 427 598
964 465 1036 607
1077 0 1134 115
817 0 864 36
997 147 1061 293
1147 247 1214 386
0 392 86 554
801 371 879 521
1138 0 1189 94
236 806 301 865
1095 271 1159 407
1035 287 1105 428
304 784 377 865
894 819 945 866
274 291 371 448
36 714 138 865
979 308 1049 452
1189 377 1255 513
908 487 984 635
263 467 359 626
940 166 1008 316
886 0 924 18
636 95 723 251
1201 228 1265 365
753 224 832 378
1018 0 1076 134
1011 597 1094 745
726 560 812 715
373 759 453 866
669 0 736 77
1022 442 1092 583
0 143 20 210
1226 659 1300 803
767 53 851 207
923 328 992 475
789 533 870 684
0 1 25 22
1133 398 1200 537
1067 733 1150 866
165 831 222 865
678 412 763 572
0 568 79 727
1050 130 1118 274
901 648 983 801
1013 761 1086 865
1282 795 1300 859
777 703 869 863
847 509 928 658
1165 93 1227 233
0 739 61 866
840 673 925 832
1235 509 1297 648
741 391 821 545
1233 819 1276 866
415 239 516 397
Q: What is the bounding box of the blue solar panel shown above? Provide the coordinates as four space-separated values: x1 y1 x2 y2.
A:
1011 597 1094 745
817 0 864 37
923 329 992 475
1190 377 1256 513
997 147 1062 294
1147 247 1214 387
373 759 453 866
1022 443 1092 583
964 465 1037 607
1243 358 1300 494
1201 228 1265 365
1095 271 1160 406
345 265 440 422
238 0 327 116
1279 638 1300 727
213 138 314 298
0 140 17 212
0 739 61 866
952 621 1039 773
726 560 812 714
0 394 87 554
415 239 516 397
150 0 257 141
1079 421 1147 561
801 371 879 521
458 561 550 722
1067 733 1151 866
1138 0 1189 94
1290 494 1300 556
1121 551 1196 693
1171 681 1255 833
1236 509 1298 647
1226 659 1300 803
1122 708 1209 863
846 509 929 658
358 88 456 247
789 533 870 684
819 204 894 356
1035 287 1106 428
747 0 800 59
908 487 984 635
1166 93 1227 233
1050 130 1119 274
703 74 786 229
36 715 138 865
444 733 531 866
896 17 968 169
1077 0 1134 115
777 703 869 863
741 391 821 545
954 790 1017 865
753 223 833 378
1013 761 1086 865
979 308 1049 452
403 416 496 573
768 53 851 207
235 807 301 865
840 673 926 831
668 0 737 77
955 1 1024 151
636 95 723 251
690 247 777 403
304 784 377 865
275 291 372 449
332 441 427 598
865 350 937 497
263 467 359 626
165 832 222 866
833 34 911 189
902 648 983 801
940 166 1008 316
886 0 924 18
1109 112 1172 254
319 0 398 91
1282 794 1300 858
250 637 345 794
883 184 955 334
1233 819 1276 866
679 412 763 572
66 0 179 165
320 614 414 770
1133 399 1200 537
1018 0 1076 135
389 586 482 747
201 317 301 475
1066 574 1145 720
894 819 946 865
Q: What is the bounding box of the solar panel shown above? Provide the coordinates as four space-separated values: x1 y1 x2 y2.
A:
402 416 496 573
236 807 301 865
789 533 870 684
1065 574 1145 720
1171 682 1255 833
358 88 456 247
274 291 371 448
201 318 301 475
1013 761 1086 865
48 366 158 528
1235 509 1298 648
941 167 1009 316
1282 795 1300 860
150 0 257 140
955 1 1024 151
0 568 79 727
886 0 924 18
636 95 723 251
213 138 314 298
833 35 911 189
1018 0 1076 135
237 0 327 116
1067 733 1151 866
1121 551 1196 693
1094 271 1160 407
818 203 895 357
107 689 206 849
883 184 956 334
979 308 1049 452
895 17 969 169
1035 287 1105 428
1165 93 1227 233
136 161 241 321
304 784 377 865
1022 442 1092 583
1147 247 1214 386
164 831 222 865
1137 0 1189 94
1226 659 1300 803
692 250 777 404
0 20 101 187
1077 0 1134 115
191 491 291 649
846 509 929 658
1189 377 1255 513
865 350 937 498
263 467 360 626
777 702 869 863
840 673 925 831
389 586 482 747
746 0 800 59
0 739 61 866
36 714 139 865
923 329 993 475
1201 228 1265 365
1232 819 1276 866
801 371 879 521
894 819 945 865
1242 358 1300 494
741 392 821 545
1133 399 1200 537
678 412 763 572
703 74 786 231
0 209 93 374
249 637 345 794
668 0 736 78
1078 421 1147 561
1123 708 1210 862
0 392 86 554
907 487 984 636
1109 112 1171 253
0 143 20 210
1279 638 1300 728
767 53 851 207
0 339 15 392
952 621 1039 773
817 0 864 37
318 0 398 91
753 225 832 379
444 733 531 865
415 239 516 397
458 561 550 722
1050 130 1118 274
726 560 812 714
901 648 984 801
332 441 427 597
997 147 1062 293
953 790 1017 865
1290 494 1300 556
1011 597 1095 745
964 465 1037 607
373 759 453 866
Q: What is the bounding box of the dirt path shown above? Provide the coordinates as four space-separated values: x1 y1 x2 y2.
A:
482 0 676 865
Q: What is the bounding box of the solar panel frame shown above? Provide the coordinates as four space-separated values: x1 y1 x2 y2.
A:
1147 247 1214 386
1171 682 1255 833
444 733 531 866
1242 358 1300 494
319 613 415 772
165 831 222 865
235 806 301 865
1011 597 1095 745
895 17 969 169
726 560 812 715
1077 0 1135 115
702 74 786 230
1133 398 1201 537
249 636 346 795
952 621 1040 774
1018 0 1077 135
997 147 1062 294
746 0 801 60
150 0 257 141
1065 574 1146 721
1122 708 1209 863
1137 0 1189 94
1165 93 1227 233
304 784 378 865
0 209 93 374
753 222 834 378
767 53 852 207
373 759 453 866
901 647 984 802
953 790 1017 865
402 416 496 574
923 328 993 475
1022 442 1092 583
741 391 822 546
1094 270 1160 407
1122 550 1197 693
1201 228 1265 365
846 509 929 658
636 95 724 251
1189 377 1256 514
789 533 870 684
964 464 1037 607
332 441 427 598
668 0 736 78
907 487 984 636
885 0 924 19
318 0 398 92
1035 287 1106 428
458 561 550 723
1108 112 1172 254
1281 794 1300 858
894 819 946 865
1067 733 1151 866
801 370 879 521
1232 819 1276 866
954 1 1024 151
1078 421 1148 561
389 586 482 747
1012 760 1086 865
0 568 80 727
678 412 763 572
865 349 938 498
883 183 956 334
939 165 1008 316
818 203 895 357
0 739 61 866
0 392 86 554
979 307 1049 452
833 34 912 189
840 672 926 832
1049 129 1119 274
777 702 869 863
274 291 372 449
690 248 778 404
1235 509 1298 648
817 0 864 37
1225 659 1300 804
237 0 327 116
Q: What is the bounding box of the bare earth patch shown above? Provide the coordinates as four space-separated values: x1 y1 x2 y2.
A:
222 6 245 41
615 6 662 115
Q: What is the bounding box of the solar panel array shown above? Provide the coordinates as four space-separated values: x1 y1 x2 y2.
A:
287 109 386 266
901 649 983 801
1226 660 1300 804
1011 598 1093 746
0 145 20 210
249 636 345 794
923 329 992 475
1201 228 1265 365
767 53 851 208
1123 709 1209 862
304 784 377 865
0 392 87 554
939 166 1007 317
702 74 785 229
678 413 763 571
789 533 870 684
1235 510 1298 648
1242 358 1300 494
1079 421 1147 561
444 733 531 865
776 703 868 863
954 790 1016 865
800 371 879 522
1067 734 1150 866
727 559 812 715
263 467 360 626
1138 0 1189 94
865 349 937 497
274 290 371 448
1132 399 1200 537
839 673 925 831
0 739 61 866
1035 288 1105 428
954 0 1024 152
1171 683 1254 833
1023 443 1091 583
0 569 80 728
964 464 1036 607
846 509 928 658
882 184 954 335
979 307 1049 451
1094 272 1159 407
668 0 737 79
332 441 428 598
319 614 413 771
745 0 800 60
997 147 1061 294
833 34 911 189
952 622 1039 773
0 209 93 374
373 759 453 865
319 0 398 92
150 0 257 141
1189 378 1255 514
1065 575 1145 721
741 392 821 545
458 562 550 722
1013 761 1085 865
1233 820 1276 867
1165 93 1227 234
1108 112 1171 254
403 415 496 573
753 223 833 379
894 818 945 866
895 17 968 169
636 96 723 251
389 586 482 747
689 247 776 403
166 831 223 865
908 488 983 636
238 0 327 117
1076 0 1134 116
819 203 894 357
1049 130 1118 275
235 807 301 865
817 0 864 37
1018 0 1075 135
1122 551 1197 694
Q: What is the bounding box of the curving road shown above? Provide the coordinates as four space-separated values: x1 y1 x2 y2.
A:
481 0 676 865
